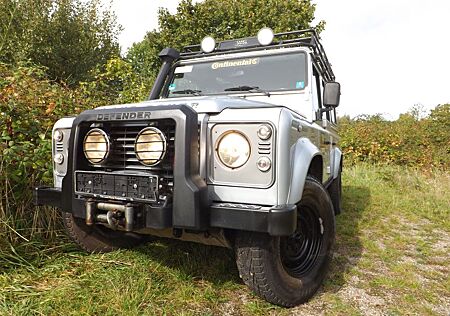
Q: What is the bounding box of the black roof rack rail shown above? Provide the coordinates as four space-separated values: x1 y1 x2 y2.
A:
179 28 335 82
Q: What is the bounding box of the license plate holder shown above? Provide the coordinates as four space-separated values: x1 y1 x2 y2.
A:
75 171 158 202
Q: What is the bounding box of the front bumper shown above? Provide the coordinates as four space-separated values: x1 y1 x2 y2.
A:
34 187 297 236
34 187 62 208
210 203 297 236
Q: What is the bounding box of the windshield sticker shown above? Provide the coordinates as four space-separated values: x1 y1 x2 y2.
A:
175 65 193 74
296 81 305 89
211 58 260 70
168 83 176 91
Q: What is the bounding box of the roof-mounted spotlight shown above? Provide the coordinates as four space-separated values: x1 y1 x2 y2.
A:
257 27 274 46
201 36 216 53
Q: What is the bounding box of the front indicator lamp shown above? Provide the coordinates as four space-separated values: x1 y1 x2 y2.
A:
83 128 110 164
257 124 272 140
216 131 250 169
257 156 272 172
53 130 64 142
54 153 64 165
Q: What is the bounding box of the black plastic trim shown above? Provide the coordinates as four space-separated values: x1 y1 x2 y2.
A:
149 48 180 100
33 187 62 208
210 204 297 236
60 104 207 230
144 205 172 229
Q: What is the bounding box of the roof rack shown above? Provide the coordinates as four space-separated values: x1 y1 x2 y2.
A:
180 29 335 82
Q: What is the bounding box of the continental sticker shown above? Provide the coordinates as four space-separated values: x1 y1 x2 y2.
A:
211 58 260 70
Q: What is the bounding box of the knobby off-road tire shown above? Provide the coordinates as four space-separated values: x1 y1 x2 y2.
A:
63 212 146 253
328 167 342 215
235 176 335 307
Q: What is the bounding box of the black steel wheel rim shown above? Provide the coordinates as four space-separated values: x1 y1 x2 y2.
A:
280 206 324 278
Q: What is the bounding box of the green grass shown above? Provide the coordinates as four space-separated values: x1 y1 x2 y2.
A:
0 164 449 315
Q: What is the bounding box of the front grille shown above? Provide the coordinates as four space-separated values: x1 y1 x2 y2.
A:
101 120 175 172
77 119 176 203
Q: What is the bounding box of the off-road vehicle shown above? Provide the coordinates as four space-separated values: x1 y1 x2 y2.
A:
35 28 342 307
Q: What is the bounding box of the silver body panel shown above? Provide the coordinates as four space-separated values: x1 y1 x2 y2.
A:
52 117 75 188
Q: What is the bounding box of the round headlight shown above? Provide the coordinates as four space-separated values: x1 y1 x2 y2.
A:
216 131 251 169
83 129 110 164
135 127 166 166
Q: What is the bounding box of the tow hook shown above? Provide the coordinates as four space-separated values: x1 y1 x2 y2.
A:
85 201 135 231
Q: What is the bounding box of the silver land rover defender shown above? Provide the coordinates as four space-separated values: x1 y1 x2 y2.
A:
35 28 342 307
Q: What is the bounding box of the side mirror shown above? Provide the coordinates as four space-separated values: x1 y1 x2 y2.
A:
323 82 341 108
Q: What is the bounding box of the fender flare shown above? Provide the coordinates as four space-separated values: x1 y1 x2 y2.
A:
286 138 322 205
331 147 343 179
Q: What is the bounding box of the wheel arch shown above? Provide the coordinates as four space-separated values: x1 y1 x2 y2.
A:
331 147 343 179
286 138 322 205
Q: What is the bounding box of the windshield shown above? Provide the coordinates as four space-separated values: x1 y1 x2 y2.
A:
167 52 307 97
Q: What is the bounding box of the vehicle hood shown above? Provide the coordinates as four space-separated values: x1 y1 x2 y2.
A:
96 96 281 114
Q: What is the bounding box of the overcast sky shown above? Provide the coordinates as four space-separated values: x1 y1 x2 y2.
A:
105 0 450 118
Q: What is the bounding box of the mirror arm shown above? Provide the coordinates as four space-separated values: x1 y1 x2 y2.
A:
316 106 332 120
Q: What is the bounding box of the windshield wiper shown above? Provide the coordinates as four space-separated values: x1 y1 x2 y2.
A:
171 89 202 96
224 86 270 97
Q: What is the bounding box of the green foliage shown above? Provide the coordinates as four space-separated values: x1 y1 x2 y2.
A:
0 0 121 85
339 104 450 169
156 0 321 46
126 0 322 100
0 62 92 243
79 57 151 106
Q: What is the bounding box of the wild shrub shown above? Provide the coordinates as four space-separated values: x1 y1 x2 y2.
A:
0 63 85 243
0 0 121 85
339 105 450 169
0 60 140 245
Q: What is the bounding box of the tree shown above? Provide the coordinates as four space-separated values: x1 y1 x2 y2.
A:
126 0 323 99
0 0 121 85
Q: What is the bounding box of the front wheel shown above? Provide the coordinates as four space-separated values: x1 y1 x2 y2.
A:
63 212 146 253
235 176 335 307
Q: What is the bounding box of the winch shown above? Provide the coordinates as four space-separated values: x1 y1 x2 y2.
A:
85 200 136 231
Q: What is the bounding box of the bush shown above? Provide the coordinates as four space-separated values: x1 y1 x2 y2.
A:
0 59 140 246
0 62 88 244
339 105 450 170
78 57 152 106
0 0 121 85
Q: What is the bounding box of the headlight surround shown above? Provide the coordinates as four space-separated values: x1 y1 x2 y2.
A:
216 131 251 169
83 128 110 164
135 127 166 166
